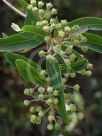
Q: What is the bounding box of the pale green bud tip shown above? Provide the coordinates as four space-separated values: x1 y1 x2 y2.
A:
38 87 45 94
55 123 60 130
30 107 35 113
24 88 33 95
48 115 55 122
51 8 57 15
47 124 53 131
30 115 37 123
39 50 46 57
32 7 38 12
36 21 42 27
64 26 71 32
53 98 59 105
42 20 48 26
86 71 92 76
11 23 21 32
53 90 59 96
70 73 76 78
44 36 50 42
38 94 44 100
27 5 33 10
24 100 30 106
72 25 80 31
46 99 52 105
58 30 65 38
40 70 46 77
46 55 55 62
38 1 44 8
61 20 68 26
73 84 80 91
47 87 53 93
46 2 53 9
30 0 36 5
87 63 93 69
38 111 45 117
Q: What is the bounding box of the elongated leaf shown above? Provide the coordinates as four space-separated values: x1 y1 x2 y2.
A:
46 57 68 124
69 17 102 32
5 52 41 71
0 32 44 52
24 13 34 25
16 59 46 85
22 25 47 39
84 33 102 53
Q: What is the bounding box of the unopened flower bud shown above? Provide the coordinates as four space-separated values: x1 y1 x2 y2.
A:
61 20 68 26
53 98 59 105
39 50 46 57
87 63 93 69
24 100 30 107
36 21 43 27
48 115 55 122
64 26 71 32
37 106 42 112
51 8 57 15
86 71 92 77
46 2 53 10
70 72 76 78
38 94 44 100
38 87 45 94
38 111 45 117
55 123 60 130
38 1 44 8
47 124 53 131
47 87 53 93
46 99 52 105
58 30 65 38
30 107 35 113
46 55 55 62
44 36 50 43
72 25 80 31
30 115 37 124
32 7 38 12
73 84 80 91
53 90 59 96
27 5 33 10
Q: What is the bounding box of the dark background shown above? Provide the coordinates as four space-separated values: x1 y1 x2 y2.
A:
0 0 102 136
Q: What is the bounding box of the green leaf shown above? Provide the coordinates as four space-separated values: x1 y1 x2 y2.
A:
71 59 87 71
24 13 34 25
0 32 44 52
16 59 46 85
69 17 102 32
84 33 102 53
5 52 41 71
46 57 68 124
22 25 47 39
17 0 28 10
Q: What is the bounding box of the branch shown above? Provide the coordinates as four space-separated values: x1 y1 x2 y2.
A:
2 0 26 18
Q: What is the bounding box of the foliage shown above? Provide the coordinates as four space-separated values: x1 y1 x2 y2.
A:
1 0 102 135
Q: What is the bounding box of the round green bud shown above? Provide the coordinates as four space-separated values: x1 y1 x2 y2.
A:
24 88 33 96
71 25 80 31
27 5 33 10
47 87 53 93
30 115 37 124
30 107 35 113
48 115 55 122
39 9 45 16
47 124 53 131
46 2 53 10
86 71 92 77
81 36 87 43
64 26 71 32
38 94 44 100
70 72 76 78
50 18 57 24
73 84 80 91
36 21 43 27
46 77 50 83
46 99 52 105
30 0 36 6
58 30 65 38
66 47 73 54
51 8 57 15
38 1 44 8
55 123 60 130
45 12 51 20
42 20 48 26
39 50 46 57
38 111 45 117
61 20 68 26
40 70 46 77
36 117 41 125
53 98 59 105
87 63 93 70
43 26 50 32
69 53 76 62
44 36 50 43
46 55 55 62
38 87 45 94
73 39 80 45
55 23 62 29
62 78 67 84
24 100 30 107
53 90 59 96
32 7 38 12
37 106 42 112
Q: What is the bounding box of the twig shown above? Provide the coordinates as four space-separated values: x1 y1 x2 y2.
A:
2 0 26 18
